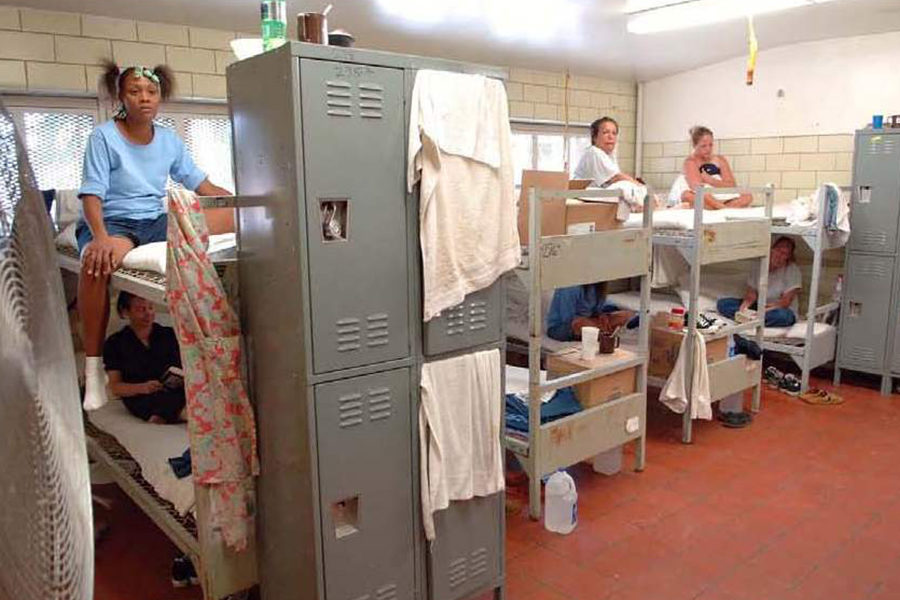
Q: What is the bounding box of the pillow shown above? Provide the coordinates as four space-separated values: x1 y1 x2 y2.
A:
55 189 81 230
55 221 78 249
121 241 166 274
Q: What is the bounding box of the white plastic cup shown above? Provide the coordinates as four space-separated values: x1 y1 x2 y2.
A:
581 341 598 361
582 326 600 343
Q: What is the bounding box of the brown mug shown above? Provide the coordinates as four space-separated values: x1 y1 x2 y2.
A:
298 12 328 44
598 332 619 354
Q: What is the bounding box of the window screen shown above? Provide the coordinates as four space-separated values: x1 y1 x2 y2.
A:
511 125 591 188
21 112 95 191
184 117 234 191
0 110 20 233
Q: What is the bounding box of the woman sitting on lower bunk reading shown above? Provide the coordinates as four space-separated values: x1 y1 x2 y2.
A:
547 282 638 342
104 292 186 424
668 126 753 210
716 237 801 328
78 61 233 410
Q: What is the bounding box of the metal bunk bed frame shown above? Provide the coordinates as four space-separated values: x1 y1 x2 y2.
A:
649 184 774 444
506 188 652 520
766 184 850 393
56 204 256 600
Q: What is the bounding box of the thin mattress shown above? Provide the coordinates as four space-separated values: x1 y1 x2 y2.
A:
88 400 194 515
607 290 836 342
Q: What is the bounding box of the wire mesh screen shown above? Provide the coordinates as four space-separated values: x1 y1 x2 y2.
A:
21 112 94 191
155 116 176 131
0 98 93 600
185 116 234 190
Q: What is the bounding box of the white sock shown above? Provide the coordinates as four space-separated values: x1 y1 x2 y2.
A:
83 356 108 411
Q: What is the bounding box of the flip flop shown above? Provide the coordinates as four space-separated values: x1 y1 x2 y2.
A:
801 388 844 405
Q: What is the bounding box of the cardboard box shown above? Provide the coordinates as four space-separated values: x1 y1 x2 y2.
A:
518 171 621 240
565 199 620 235
547 347 638 408
518 170 567 241
648 312 729 379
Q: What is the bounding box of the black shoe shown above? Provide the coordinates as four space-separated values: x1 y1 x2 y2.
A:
733 335 762 360
780 373 801 396
171 555 198 588
719 411 752 428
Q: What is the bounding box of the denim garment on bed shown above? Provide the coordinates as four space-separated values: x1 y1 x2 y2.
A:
505 387 582 433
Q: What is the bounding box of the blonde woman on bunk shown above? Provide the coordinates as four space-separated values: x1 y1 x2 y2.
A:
574 116 649 211
669 126 753 209
78 61 233 411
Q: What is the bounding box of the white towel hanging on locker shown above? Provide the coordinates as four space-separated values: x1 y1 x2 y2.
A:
419 348 504 541
408 69 520 322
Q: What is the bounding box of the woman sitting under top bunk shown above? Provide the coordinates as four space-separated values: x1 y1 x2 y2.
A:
668 126 753 210
574 116 649 212
547 282 638 342
716 236 800 328
104 291 186 424
78 61 234 411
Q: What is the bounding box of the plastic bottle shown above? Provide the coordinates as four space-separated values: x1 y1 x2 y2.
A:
544 471 577 534
668 307 685 331
261 1 287 52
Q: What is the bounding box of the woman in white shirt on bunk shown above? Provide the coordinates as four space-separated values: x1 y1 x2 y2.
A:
669 126 753 210
716 236 801 328
574 116 648 211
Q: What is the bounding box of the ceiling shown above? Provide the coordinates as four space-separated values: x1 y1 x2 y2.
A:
11 0 900 80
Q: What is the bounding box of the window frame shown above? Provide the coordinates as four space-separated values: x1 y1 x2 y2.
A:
510 120 592 185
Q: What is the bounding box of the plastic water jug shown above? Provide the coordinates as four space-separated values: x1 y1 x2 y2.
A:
544 471 577 534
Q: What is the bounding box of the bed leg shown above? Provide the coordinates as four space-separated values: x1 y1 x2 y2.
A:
634 434 646 472
833 367 841 386
528 471 541 521
881 375 892 396
493 582 506 600
681 409 692 444
751 383 761 413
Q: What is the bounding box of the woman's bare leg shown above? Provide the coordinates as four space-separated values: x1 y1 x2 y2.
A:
203 207 235 235
78 237 134 355
78 237 134 409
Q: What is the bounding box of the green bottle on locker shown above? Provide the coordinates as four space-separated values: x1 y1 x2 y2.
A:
261 1 287 51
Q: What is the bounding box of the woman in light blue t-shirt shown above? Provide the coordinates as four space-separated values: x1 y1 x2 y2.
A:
78 61 233 410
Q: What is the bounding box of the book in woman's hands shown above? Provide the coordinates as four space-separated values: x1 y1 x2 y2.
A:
160 366 184 390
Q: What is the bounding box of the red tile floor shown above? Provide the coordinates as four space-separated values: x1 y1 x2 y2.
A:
96 375 900 600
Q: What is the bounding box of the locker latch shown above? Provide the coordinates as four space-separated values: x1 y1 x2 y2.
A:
321 198 349 242
331 495 360 539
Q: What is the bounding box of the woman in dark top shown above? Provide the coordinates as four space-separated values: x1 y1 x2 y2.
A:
103 291 185 423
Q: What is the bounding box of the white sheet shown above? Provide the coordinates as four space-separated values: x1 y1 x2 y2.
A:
88 400 194 516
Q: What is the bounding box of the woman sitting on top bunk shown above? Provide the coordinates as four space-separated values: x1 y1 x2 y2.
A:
573 116 648 212
547 282 638 342
78 61 234 411
104 292 186 424
716 236 801 328
668 126 753 210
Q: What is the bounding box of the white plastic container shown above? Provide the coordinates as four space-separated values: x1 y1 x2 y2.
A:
544 471 577 534
592 446 623 476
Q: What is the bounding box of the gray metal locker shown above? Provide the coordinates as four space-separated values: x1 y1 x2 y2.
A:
300 59 411 374
839 254 894 370
315 369 416 600
850 132 900 254
428 495 504 600
229 43 508 600
423 283 503 357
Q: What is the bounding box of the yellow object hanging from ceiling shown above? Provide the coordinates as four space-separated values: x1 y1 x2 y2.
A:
746 15 758 85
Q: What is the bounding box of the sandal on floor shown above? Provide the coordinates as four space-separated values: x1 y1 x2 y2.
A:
800 388 844 405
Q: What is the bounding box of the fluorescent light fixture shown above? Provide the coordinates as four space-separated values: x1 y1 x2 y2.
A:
626 0 839 34
375 0 579 42
230 38 263 60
